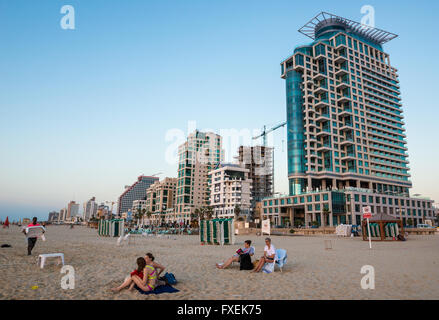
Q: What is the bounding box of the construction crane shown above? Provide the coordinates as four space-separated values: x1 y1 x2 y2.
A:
253 121 287 147
151 172 163 177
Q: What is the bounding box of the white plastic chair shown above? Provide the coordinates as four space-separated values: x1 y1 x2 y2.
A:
38 253 64 269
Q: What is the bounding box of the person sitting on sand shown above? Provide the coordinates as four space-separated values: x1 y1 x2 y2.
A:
111 253 166 293
216 240 254 269
143 252 166 278
111 257 147 292
252 238 276 273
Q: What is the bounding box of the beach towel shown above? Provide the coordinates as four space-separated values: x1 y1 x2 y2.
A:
134 284 179 295
262 262 275 273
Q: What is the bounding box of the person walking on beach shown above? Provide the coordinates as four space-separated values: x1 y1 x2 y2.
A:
22 217 43 255
216 240 254 269
252 238 276 273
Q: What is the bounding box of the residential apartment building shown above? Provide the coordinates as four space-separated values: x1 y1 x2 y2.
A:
48 211 59 222
117 175 159 216
145 177 177 225
83 197 98 221
236 145 273 209
59 208 67 222
262 12 436 227
175 130 224 223
66 201 79 221
209 164 252 219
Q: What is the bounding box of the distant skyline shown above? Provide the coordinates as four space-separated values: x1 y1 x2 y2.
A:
1 0 439 221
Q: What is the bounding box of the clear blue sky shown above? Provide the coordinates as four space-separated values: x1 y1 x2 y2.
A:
1 0 438 221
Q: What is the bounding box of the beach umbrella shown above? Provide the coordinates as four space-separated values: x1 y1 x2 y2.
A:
4 216 9 227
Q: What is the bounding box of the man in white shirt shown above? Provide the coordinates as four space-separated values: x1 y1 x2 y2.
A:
252 238 276 273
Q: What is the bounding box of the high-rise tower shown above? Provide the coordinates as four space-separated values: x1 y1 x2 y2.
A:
262 13 435 227
282 12 410 197
175 130 224 223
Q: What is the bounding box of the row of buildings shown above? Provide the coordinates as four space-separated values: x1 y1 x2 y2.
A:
117 135 275 225
51 12 438 228
48 198 111 223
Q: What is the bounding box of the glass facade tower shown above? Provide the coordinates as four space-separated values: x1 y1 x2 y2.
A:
282 12 411 196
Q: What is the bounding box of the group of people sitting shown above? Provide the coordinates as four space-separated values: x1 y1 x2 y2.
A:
111 252 166 293
216 237 276 273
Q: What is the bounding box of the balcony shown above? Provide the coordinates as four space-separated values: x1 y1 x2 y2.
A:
314 85 328 95
334 54 348 64
335 41 347 50
309 151 318 158
317 143 332 151
340 137 355 146
337 94 351 104
315 113 330 123
315 99 329 109
339 108 352 117
316 128 331 137
336 80 350 90
341 153 356 160
339 123 353 132
293 62 304 72
335 67 349 77
313 72 326 81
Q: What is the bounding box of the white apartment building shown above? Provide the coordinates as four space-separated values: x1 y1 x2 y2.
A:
66 201 79 221
209 164 252 219
83 197 98 221
176 130 224 223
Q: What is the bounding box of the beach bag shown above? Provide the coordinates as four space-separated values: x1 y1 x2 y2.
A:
239 253 253 270
253 259 259 269
163 272 177 285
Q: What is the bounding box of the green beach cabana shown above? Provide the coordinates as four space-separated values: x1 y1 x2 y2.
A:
199 218 235 245
98 219 125 237
362 213 404 241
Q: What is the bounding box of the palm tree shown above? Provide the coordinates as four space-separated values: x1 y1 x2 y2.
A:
199 207 207 220
135 208 142 227
146 211 152 225
141 208 146 227
234 205 241 220
322 207 331 227
206 206 213 220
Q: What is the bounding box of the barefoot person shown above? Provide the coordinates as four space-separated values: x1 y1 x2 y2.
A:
130 253 166 292
252 238 276 273
111 257 147 293
111 253 165 293
22 217 44 256
216 240 254 269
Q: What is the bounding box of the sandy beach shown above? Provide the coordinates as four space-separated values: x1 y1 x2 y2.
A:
0 225 438 300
